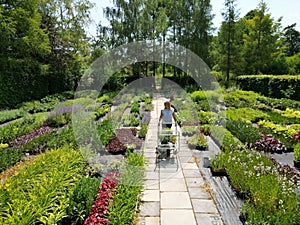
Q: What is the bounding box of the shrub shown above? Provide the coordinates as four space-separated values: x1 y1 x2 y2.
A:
226 108 269 123
237 75 300 101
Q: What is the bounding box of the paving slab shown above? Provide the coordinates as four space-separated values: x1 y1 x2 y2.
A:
182 169 202 178
191 199 219 213
195 213 224 225
139 201 160 217
188 187 211 199
185 177 205 188
160 178 187 192
161 210 197 225
161 192 192 209
144 217 160 225
181 162 199 170
141 189 160 201
144 179 159 190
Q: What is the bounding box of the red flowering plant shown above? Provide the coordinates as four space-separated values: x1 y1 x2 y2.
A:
83 171 120 225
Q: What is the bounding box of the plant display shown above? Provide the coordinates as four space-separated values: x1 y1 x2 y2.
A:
130 102 140 114
291 131 300 143
226 107 269 123
9 125 52 148
0 112 47 143
105 135 127 154
258 120 298 140
199 124 211 136
175 109 198 126
95 104 111 120
181 126 198 136
115 128 143 148
66 177 101 224
210 125 244 151
211 149 300 225
226 119 262 144
106 152 144 224
187 133 208 150
254 132 287 153
0 147 85 224
83 172 119 225
0 109 25 124
197 111 218 124
121 114 140 127
138 122 148 138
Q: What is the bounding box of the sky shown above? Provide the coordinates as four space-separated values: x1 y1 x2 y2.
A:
87 0 300 37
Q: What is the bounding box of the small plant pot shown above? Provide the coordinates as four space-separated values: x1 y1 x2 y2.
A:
210 167 227 177
195 145 208 151
294 160 300 168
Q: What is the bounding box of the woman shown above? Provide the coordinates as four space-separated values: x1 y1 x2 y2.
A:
159 101 177 128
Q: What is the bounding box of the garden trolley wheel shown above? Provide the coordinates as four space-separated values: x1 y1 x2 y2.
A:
154 121 180 171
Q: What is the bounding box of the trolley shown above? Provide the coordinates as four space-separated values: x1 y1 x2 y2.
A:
154 121 180 171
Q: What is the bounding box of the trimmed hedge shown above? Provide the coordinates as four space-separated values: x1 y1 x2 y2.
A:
237 75 300 100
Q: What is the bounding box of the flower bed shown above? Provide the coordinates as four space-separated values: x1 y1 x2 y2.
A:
0 147 85 224
83 172 120 225
210 149 300 225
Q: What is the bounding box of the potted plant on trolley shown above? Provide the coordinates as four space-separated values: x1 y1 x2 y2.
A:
294 143 300 168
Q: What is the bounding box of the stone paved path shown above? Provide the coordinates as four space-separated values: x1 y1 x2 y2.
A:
137 95 224 225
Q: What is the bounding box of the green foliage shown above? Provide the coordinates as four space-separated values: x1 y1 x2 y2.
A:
224 90 261 108
226 108 269 123
226 119 262 144
94 104 111 120
138 122 148 138
294 143 300 161
0 109 26 124
97 118 116 146
258 120 298 140
237 75 300 100
211 125 244 151
0 112 47 143
181 126 198 136
187 134 208 149
0 147 85 224
197 111 218 124
130 102 140 114
122 114 140 127
0 148 24 172
67 177 101 224
212 149 300 225
107 152 144 224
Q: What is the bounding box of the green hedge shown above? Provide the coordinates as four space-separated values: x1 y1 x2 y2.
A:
237 75 300 100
